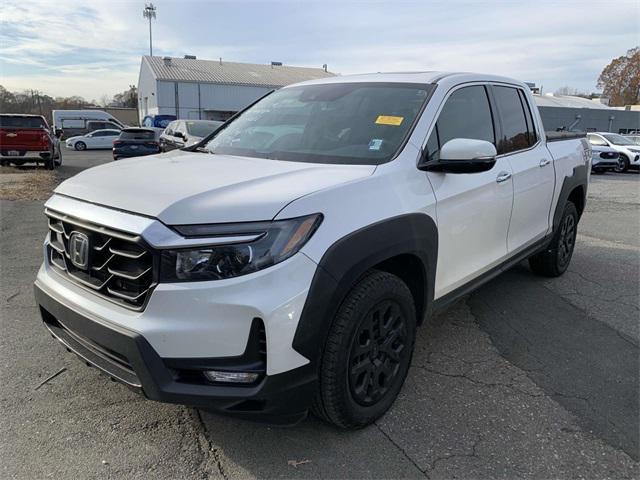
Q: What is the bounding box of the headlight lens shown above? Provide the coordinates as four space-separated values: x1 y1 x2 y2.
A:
160 214 322 282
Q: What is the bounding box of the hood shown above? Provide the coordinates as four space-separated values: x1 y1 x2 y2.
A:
54 151 375 224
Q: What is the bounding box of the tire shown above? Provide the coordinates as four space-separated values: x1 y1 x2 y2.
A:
529 201 578 277
614 154 629 173
44 156 55 170
74 141 86 151
311 270 417 429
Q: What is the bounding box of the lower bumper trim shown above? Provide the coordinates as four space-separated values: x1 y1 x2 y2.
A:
34 282 316 424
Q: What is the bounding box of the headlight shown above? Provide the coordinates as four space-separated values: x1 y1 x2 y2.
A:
160 214 322 282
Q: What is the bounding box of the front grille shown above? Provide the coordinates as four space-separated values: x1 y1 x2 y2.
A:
599 152 618 159
45 209 157 310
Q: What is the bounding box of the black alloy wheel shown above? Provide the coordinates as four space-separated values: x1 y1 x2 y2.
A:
557 213 576 270
348 300 408 406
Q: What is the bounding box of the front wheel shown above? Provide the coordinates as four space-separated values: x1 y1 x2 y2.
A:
529 201 578 277
74 141 86 151
614 155 629 173
312 270 416 429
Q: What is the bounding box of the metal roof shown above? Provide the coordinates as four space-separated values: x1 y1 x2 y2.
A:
143 56 335 87
533 94 612 110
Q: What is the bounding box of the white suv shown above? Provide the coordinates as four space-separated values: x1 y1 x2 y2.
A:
587 132 640 173
34 72 590 428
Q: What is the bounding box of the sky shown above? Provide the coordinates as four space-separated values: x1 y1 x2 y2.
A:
1 0 638 100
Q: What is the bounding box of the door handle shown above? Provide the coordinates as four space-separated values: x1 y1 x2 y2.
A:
496 171 512 183
539 158 551 167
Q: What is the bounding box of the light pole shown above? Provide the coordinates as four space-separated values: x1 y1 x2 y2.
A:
143 3 156 56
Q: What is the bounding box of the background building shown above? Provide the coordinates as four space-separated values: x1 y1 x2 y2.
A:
137 56 334 122
533 94 640 133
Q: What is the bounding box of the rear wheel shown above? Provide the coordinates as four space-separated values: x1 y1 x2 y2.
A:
44 156 55 170
529 201 578 277
312 270 416 429
614 154 629 173
74 141 86 151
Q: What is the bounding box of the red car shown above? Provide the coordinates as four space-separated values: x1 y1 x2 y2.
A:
0 114 61 169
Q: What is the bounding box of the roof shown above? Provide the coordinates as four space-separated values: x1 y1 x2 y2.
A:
143 56 335 87
289 71 530 90
533 94 612 110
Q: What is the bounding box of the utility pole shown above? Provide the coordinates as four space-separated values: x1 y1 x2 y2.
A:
143 3 157 56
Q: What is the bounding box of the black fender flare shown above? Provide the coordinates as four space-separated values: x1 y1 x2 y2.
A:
292 213 438 363
552 163 588 232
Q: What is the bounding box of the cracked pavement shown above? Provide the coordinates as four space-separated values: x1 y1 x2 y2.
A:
1 151 638 479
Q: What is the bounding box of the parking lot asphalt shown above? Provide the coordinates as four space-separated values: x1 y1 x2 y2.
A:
1 150 638 479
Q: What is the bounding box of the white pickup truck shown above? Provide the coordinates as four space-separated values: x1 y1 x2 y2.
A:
34 72 591 428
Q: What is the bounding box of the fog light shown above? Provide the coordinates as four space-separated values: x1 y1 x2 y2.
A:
203 370 259 384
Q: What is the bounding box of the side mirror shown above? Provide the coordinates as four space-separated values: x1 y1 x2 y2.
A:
174 131 185 140
54 128 63 139
419 138 497 173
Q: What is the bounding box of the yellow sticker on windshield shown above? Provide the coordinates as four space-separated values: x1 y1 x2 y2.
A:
375 115 404 126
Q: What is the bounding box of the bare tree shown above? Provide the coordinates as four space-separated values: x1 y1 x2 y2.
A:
597 47 640 107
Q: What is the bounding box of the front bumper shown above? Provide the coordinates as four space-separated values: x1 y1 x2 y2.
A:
34 282 316 423
591 159 618 169
34 194 323 422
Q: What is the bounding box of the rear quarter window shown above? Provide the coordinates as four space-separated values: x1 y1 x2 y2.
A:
493 86 534 154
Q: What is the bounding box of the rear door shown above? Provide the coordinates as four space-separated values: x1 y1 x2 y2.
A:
491 85 555 252
424 84 514 298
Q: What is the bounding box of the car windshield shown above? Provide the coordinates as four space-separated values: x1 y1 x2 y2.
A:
186 121 223 138
0 116 47 128
120 130 155 140
204 82 434 165
603 134 634 146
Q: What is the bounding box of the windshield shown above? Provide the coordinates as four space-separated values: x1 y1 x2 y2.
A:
186 121 223 138
603 134 634 146
0 116 47 128
205 82 434 165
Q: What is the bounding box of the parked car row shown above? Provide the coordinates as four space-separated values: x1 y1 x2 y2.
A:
587 132 640 173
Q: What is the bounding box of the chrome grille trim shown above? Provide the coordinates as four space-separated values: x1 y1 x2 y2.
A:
45 208 140 243
45 209 157 310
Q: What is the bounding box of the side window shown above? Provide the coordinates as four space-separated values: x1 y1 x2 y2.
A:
493 86 530 154
426 85 495 161
587 134 607 146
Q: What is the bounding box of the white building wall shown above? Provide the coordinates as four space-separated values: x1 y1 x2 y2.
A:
156 81 176 116
137 60 159 122
142 77 276 121
177 82 200 119
199 83 273 112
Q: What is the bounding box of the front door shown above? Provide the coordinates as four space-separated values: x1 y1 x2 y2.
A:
424 84 514 298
